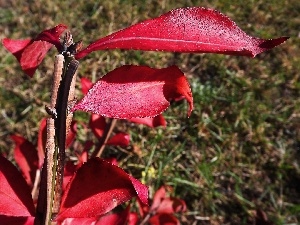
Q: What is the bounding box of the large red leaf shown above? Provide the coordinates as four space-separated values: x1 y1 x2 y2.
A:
56 158 148 222
75 7 288 59
11 135 38 187
0 155 35 217
2 24 67 77
72 65 193 119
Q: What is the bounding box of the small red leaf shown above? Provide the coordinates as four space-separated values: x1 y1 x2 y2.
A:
11 135 38 187
129 114 166 128
76 7 288 59
2 24 67 76
56 158 148 221
35 24 68 49
149 213 179 225
73 65 193 119
81 77 94 95
1 39 32 61
150 186 186 214
37 118 47 168
128 213 139 225
0 155 35 217
3 38 52 76
106 132 130 147
66 120 77 148
89 114 106 139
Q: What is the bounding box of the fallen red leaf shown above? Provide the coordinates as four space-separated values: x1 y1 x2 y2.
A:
76 7 288 59
72 65 193 119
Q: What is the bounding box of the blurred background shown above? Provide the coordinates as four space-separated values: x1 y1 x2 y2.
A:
0 0 299 224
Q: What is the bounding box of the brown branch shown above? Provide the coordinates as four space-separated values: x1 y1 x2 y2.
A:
35 55 64 225
91 118 117 158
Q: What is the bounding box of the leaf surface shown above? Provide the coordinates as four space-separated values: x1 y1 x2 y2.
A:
11 135 38 187
76 7 288 59
56 158 148 221
81 77 94 95
89 114 106 139
106 132 130 147
73 65 193 119
0 155 35 217
129 114 166 128
2 24 67 76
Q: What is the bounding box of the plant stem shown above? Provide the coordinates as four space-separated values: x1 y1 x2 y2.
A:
92 118 117 158
53 58 79 216
35 55 64 225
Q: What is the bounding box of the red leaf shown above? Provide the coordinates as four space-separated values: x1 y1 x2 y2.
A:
96 205 130 225
37 118 47 168
106 132 130 147
149 213 179 225
35 24 68 49
11 135 38 187
75 7 288 59
155 198 186 214
150 186 186 214
89 114 106 139
73 65 193 119
1 39 32 61
2 24 67 76
129 114 166 128
0 216 34 225
128 213 139 225
66 120 77 148
3 38 52 76
0 155 35 217
60 217 96 225
56 158 148 221
81 77 94 95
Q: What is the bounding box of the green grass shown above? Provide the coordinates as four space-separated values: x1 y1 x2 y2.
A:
1 0 299 224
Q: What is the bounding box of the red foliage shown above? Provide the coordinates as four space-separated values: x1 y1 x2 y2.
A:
56 158 148 222
129 114 167 128
73 65 193 119
2 24 67 77
0 155 35 218
75 7 288 59
106 132 130 147
11 135 38 187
